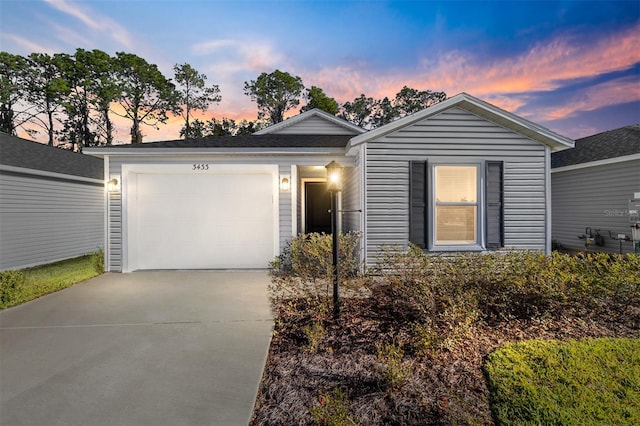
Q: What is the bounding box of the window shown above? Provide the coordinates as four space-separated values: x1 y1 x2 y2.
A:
434 165 478 244
409 160 504 251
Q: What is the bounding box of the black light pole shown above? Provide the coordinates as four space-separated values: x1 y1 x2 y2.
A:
326 161 343 321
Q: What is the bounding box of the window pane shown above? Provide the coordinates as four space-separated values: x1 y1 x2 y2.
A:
436 206 477 243
435 166 477 203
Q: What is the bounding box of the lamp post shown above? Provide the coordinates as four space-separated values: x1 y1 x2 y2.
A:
325 161 343 321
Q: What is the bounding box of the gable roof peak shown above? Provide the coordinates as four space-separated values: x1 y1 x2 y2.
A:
255 108 365 135
348 92 574 151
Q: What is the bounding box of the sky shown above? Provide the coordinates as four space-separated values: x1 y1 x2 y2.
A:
1 0 639 143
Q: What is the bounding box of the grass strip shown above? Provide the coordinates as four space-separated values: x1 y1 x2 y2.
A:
1 254 101 309
485 338 640 425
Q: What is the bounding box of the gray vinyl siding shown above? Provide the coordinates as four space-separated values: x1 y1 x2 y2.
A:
364 107 548 264
342 148 361 234
106 154 349 271
272 116 357 135
552 159 640 254
0 171 104 271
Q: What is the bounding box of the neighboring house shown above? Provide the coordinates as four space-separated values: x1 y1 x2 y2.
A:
0 133 104 271
85 93 574 272
551 125 640 254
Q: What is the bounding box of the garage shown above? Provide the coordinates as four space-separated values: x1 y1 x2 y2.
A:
123 164 278 271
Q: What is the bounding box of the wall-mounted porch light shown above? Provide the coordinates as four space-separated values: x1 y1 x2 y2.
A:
107 178 119 192
280 175 291 192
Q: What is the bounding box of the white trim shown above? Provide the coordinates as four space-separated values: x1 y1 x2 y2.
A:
291 165 297 237
348 92 574 151
551 153 640 173
300 178 327 233
255 108 366 135
545 147 552 255
120 163 279 272
0 164 104 184
361 144 367 265
104 155 110 272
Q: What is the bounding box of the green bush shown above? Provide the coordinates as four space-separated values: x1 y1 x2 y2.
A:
0 270 26 308
310 387 360 426
485 338 640 425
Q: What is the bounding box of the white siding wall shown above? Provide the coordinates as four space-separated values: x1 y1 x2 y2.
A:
107 154 350 271
552 159 640 254
365 107 548 263
0 172 104 271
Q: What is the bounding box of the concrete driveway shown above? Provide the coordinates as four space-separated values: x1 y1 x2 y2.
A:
0 271 274 426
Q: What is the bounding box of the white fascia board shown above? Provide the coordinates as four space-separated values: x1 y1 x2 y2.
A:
551 153 640 173
84 147 348 156
0 164 104 184
255 108 366 135
347 92 575 151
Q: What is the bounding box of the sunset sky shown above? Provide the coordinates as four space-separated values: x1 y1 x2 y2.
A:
1 0 639 143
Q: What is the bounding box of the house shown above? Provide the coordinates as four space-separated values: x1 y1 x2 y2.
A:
551 125 640 254
0 133 104 271
84 93 574 272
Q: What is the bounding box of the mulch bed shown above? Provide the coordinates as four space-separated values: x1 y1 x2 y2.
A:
251 296 639 425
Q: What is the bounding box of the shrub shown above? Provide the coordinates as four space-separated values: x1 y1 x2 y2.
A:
485 338 640 425
310 387 360 426
91 248 105 274
0 270 26 309
270 232 361 282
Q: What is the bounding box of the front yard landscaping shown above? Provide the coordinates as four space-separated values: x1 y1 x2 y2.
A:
0 251 103 309
251 235 640 425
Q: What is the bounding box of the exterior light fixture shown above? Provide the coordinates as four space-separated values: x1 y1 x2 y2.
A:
280 175 291 192
325 160 344 321
325 160 343 192
107 178 119 192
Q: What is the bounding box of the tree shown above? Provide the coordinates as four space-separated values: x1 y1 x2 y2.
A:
339 94 377 128
0 52 29 135
300 86 339 115
393 86 446 117
113 52 177 143
243 69 304 124
85 49 119 145
370 96 398 128
173 63 221 139
55 51 95 150
23 53 68 146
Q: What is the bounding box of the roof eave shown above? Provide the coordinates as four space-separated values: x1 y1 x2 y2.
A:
84 147 348 156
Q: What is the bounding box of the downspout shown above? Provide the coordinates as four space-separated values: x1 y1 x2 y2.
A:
545 147 552 254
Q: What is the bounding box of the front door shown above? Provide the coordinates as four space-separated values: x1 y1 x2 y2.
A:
305 181 331 234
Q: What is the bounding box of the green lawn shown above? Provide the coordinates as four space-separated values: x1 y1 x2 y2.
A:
0 252 102 309
485 338 640 425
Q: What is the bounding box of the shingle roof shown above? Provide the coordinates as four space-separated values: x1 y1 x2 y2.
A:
551 125 640 168
0 133 104 179
101 134 353 149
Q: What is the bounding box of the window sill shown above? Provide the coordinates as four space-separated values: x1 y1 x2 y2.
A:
429 244 484 252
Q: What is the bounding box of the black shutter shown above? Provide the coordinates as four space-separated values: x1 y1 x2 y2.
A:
409 161 428 248
485 161 504 249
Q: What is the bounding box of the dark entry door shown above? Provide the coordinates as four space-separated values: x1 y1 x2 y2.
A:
305 182 332 234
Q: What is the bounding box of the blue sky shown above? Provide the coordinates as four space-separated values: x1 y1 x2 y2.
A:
1 0 639 142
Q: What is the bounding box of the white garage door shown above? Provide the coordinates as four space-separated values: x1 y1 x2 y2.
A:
128 169 277 270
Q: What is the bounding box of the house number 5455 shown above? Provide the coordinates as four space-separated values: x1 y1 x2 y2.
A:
192 164 209 170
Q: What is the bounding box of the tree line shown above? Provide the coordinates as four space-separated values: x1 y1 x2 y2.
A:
1 49 446 149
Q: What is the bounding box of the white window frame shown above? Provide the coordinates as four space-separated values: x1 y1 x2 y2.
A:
429 162 485 251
